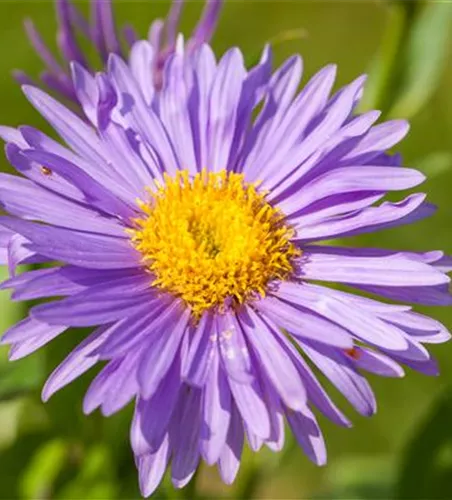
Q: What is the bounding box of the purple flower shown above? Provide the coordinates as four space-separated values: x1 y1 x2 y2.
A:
14 0 222 102
0 40 451 496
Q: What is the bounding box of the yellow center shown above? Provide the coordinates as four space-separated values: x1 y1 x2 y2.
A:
130 170 299 317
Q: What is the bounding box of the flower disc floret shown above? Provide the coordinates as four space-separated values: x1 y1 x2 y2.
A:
131 170 299 317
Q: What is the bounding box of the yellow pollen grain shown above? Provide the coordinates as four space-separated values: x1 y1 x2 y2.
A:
129 169 300 318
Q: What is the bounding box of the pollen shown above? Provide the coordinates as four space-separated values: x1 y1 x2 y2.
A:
130 170 300 318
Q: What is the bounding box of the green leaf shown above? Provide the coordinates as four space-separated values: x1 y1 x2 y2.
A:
389 2 452 118
55 444 118 500
359 2 410 113
20 439 69 500
395 388 452 499
318 454 395 499
0 399 24 449
0 354 46 401
416 151 452 179
0 266 26 333
0 431 54 498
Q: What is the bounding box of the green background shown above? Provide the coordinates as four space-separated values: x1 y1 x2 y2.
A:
0 0 451 498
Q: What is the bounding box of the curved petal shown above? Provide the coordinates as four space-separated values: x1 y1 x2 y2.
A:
0 217 141 270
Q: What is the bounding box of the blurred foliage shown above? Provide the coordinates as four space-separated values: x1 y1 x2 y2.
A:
319 454 396 499
0 0 450 499
360 1 452 117
395 386 452 499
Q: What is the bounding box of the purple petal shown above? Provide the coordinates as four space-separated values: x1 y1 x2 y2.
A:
137 434 171 498
164 0 184 48
22 149 136 219
218 403 244 484
7 233 46 275
31 275 152 326
159 51 198 175
242 55 305 180
90 0 108 61
129 41 155 106
123 24 138 48
9 323 68 360
93 298 175 359
200 349 231 464
0 172 125 237
357 282 452 306
286 407 326 465
275 166 425 214
230 45 273 172
348 347 404 378
289 350 352 428
22 86 112 173
42 326 111 401
40 71 77 102
262 380 285 451
301 248 449 287
227 373 271 439
217 312 253 384
264 75 367 193
239 307 308 411
100 352 141 416
435 255 452 273
56 0 89 67
171 388 202 488
277 282 409 350
188 0 223 49
107 54 180 176
191 44 217 169
138 357 182 453
71 62 99 124
0 217 141 270
2 316 61 344
98 0 122 55
183 311 217 387
395 356 439 376
138 307 190 399
301 342 376 416
12 70 36 88
97 114 158 194
379 310 451 344
294 194 433 242
257 295 353 348
82 358 122 414
245 63 334 182
0 126 28 148
245 427 263 453
6 139 93 205
383 337 430 363
207 48 246 173
9 267 138 301
341 120 410 165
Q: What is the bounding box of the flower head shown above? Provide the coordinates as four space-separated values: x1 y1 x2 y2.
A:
0 40 451 496
14 0 222 102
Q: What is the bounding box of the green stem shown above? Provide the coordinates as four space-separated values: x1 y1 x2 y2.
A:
359 1 421 115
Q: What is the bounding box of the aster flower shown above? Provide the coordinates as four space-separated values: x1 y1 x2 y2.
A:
0 39 451 497
14 0 222 101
